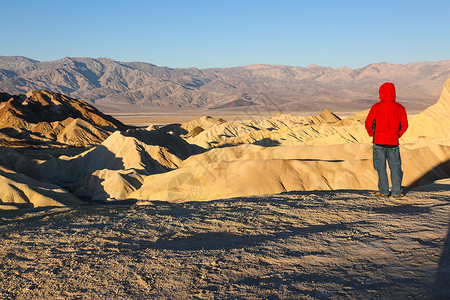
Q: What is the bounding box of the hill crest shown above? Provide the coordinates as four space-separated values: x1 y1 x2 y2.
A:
0 90 126 147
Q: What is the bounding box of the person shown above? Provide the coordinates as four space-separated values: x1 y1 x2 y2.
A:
365 82 408 198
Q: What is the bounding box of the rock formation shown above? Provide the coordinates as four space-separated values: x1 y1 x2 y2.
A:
0 165 82 209
0 79 449 208
0 90 126 147
402 78 450 142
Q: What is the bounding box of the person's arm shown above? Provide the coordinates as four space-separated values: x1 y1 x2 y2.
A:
398 107 408 137
365 107 376 137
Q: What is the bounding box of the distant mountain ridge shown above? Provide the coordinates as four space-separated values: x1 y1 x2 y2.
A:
0 56 449 112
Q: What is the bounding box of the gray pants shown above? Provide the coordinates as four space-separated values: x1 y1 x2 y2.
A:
372 144 403 196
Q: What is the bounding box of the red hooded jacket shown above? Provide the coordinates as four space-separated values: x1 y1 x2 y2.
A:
365 82 408 145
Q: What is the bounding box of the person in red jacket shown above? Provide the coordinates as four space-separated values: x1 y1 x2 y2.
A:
365 82 408 197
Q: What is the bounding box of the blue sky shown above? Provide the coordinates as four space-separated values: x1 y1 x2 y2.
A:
1 0 449 69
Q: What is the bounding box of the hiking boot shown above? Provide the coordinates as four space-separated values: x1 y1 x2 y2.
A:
392 193 405 198
375 191 389 198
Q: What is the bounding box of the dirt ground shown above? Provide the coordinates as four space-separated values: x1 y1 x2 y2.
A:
0 180 449 299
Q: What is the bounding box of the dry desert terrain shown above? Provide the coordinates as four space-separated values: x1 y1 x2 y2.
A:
0 79 449 298
0 180 449 299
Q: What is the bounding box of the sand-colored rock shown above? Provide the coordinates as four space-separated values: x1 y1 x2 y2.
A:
73 168 145 201
402 78 450 142
24 90 125 130
0 146 44 180
129 143 450 202
1 79 449 208
0 166 82 209
128 79 450 203
180 115 228 134
177 109 344 149
36 129 200 201
0 90 126 147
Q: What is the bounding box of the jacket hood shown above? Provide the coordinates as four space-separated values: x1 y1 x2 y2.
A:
379 82 396 102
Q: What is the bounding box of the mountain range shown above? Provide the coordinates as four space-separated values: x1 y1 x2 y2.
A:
1 56 449 112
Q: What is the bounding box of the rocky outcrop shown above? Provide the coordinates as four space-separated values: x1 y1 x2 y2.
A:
402 78 450 142
0 90 126 147
35 128 202 201
1 80 449 208
0 165 83 209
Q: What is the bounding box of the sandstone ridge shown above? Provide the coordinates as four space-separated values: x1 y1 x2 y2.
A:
0 79 449 208
0 90 126 148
